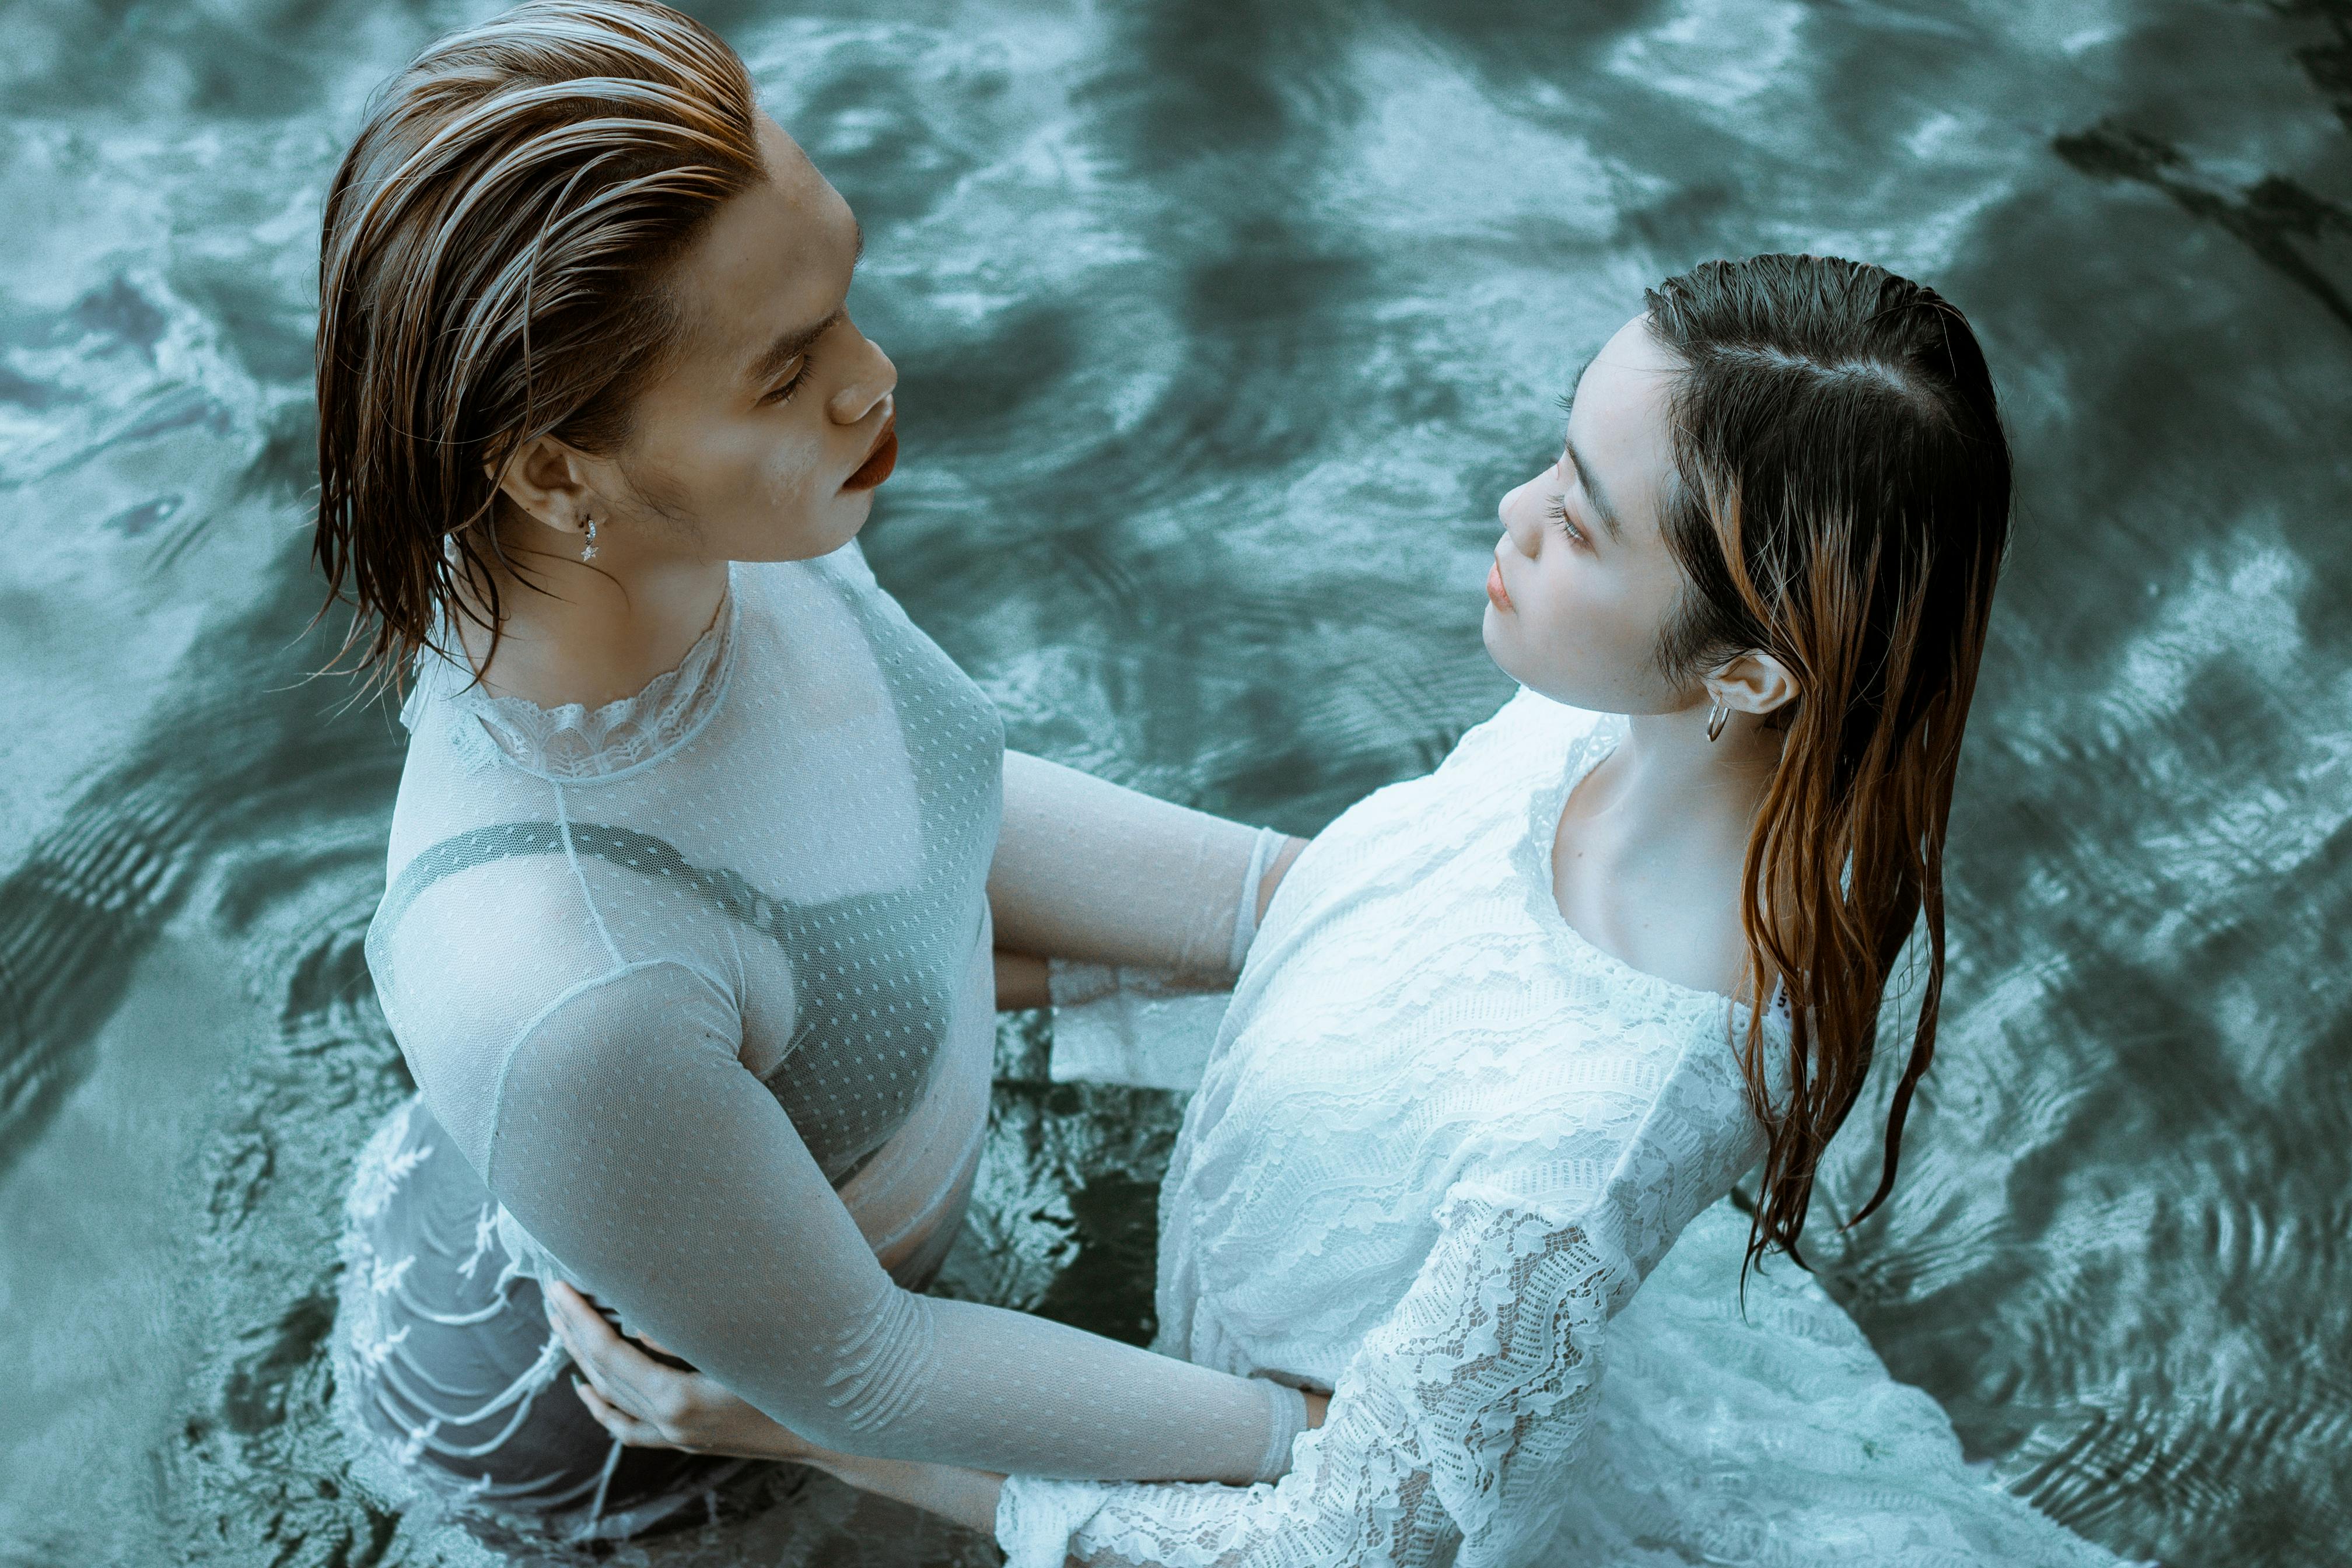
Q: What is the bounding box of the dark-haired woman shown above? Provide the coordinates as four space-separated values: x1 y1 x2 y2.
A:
550 269 2158 1568
320 0 1326 1548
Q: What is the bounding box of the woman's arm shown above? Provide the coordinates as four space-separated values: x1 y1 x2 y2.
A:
989 750 1303 976
552 1168 1642 1566
979 1186 1639 1568
488 960 1307 1483
545 1287 1011 1529
547 1284 1331 1537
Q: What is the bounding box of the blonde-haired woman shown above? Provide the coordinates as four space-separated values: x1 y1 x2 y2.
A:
320 0 1321 1546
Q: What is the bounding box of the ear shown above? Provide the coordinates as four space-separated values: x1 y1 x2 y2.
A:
487 434 594 537
1707 649 1800 719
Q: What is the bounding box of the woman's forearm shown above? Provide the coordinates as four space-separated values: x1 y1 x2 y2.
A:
816 1390 1326 1544
1256 835 1306 926
991 750 1282 974
995 831 1298 1013
814 1388 1326 1543
814 1451 1005 1534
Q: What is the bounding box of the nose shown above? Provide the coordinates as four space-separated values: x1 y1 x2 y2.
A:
1498 475 1544 558
827 331 898 425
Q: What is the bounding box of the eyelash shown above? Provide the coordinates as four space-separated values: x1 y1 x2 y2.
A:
765 353 817 405
1545 491 1587 545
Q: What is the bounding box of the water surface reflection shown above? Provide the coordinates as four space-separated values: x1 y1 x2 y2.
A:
1 1 2345 1563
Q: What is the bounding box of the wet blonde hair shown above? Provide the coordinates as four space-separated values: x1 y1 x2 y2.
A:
312 0 764 696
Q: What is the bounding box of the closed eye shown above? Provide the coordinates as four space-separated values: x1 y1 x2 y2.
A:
1546 492 1587 546
763 352 818 405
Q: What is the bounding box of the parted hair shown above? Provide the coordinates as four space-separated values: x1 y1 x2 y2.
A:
1643 254 2013 1279
312 0 764 697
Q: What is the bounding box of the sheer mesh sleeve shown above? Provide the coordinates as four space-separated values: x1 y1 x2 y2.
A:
995 1124 1717 1567
991 750 1275 977
991 750 1285 1090
485 958 1306 1481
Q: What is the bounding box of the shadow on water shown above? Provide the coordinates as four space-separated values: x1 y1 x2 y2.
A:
0 418 402 1177
2054 123 2352 336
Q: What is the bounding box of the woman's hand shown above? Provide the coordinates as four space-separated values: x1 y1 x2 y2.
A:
544 1280 1006 1530
542 1279 834 1464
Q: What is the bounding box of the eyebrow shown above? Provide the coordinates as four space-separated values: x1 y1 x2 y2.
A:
1563 435 1625 544
1555 345 1626 544
743 215 865 389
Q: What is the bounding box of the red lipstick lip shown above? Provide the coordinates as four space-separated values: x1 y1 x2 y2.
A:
1486 556 1513 612
842 414 898 492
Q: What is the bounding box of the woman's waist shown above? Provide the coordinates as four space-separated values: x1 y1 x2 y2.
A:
822 930 998 1268
449 946 998 1310
1166 1059 1760 1270
1164 1219 1409 1390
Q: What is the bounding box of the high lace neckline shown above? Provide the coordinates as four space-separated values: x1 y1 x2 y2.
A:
422 565 741 783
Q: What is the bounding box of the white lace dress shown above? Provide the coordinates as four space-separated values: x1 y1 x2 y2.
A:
1000 687 2152 1568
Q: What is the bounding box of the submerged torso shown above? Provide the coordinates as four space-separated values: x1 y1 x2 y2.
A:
363 542 1006 1280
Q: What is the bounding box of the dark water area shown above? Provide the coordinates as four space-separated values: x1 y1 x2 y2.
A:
1 0 2346 1563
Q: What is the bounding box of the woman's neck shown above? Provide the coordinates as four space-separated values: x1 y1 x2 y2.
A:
1552 706 1787 998
1580 709 1783 843
455 517 730 711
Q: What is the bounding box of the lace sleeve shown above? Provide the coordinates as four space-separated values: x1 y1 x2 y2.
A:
995 1182 1664 1568
485 960 1305 1482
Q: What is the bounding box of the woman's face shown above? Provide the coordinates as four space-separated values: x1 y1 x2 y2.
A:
1482 313 1697 715
598 110 899 562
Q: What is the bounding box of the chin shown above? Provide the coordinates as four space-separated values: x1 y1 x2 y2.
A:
791 494 875 561
1479 607 1521 681
830 487 876 539
1484 641 1606 715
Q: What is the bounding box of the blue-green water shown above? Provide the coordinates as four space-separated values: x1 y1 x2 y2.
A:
2 1 2347 1563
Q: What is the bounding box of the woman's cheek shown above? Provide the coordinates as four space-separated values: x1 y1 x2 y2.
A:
1516 594 1593 702
761 439 826 512
1538 570 1630 695
1529 566 1578 657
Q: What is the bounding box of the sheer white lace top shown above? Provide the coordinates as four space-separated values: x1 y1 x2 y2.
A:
365 543 1307 1485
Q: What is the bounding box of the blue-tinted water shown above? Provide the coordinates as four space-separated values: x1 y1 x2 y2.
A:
2 1 2347 1563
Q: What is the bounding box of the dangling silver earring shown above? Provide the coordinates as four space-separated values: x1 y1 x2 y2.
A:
1706 696 1730 743
579 512 598 563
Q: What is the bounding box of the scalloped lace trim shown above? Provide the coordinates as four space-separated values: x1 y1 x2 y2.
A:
429 582 737 782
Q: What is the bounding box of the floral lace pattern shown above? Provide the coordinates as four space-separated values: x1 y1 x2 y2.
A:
1000 688 2151 1568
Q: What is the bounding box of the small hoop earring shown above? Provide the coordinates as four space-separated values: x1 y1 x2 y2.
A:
1706 697 1730 743
579 512 598 563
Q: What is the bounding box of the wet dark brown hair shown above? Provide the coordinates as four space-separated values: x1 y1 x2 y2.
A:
1643 253 2013 1278
312 0 763 697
